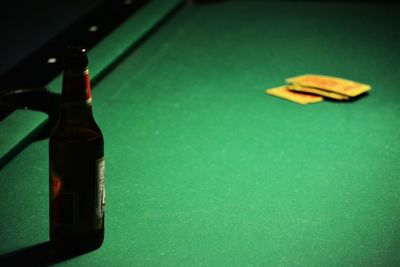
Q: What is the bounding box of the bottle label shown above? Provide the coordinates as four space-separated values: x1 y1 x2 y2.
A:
96 158 106 220
50 173 76 226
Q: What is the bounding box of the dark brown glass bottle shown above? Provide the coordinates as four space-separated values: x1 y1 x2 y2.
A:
49 47 105 252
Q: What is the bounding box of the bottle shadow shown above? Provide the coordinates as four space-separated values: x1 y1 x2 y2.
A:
0 241 89 266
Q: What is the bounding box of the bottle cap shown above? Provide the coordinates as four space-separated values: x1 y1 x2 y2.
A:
64 47 88 73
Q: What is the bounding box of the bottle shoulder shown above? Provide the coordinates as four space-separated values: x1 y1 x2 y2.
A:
49 125 104 160
50 125 103 143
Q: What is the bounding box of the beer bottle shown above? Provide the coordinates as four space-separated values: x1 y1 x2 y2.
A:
49 47 105 252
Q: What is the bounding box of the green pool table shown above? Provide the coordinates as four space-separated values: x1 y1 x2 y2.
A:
1 0 400 265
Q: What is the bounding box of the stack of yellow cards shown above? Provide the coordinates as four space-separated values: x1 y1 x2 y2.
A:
265 74 371 104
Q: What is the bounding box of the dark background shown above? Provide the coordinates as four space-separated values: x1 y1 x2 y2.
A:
0 0 106 78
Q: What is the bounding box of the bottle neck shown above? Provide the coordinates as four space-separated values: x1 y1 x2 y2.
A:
62 68 92 104
59 102 94 127
59 68 94 127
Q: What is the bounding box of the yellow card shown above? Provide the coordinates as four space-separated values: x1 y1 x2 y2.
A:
286 74 371 97
288 84 349 101
265 86 323 105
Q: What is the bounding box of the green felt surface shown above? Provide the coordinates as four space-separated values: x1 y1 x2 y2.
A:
0 110 47 166
2 1 400 266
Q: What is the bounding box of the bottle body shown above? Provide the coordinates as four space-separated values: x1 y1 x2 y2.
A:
49 126 104 251
49 47 105 252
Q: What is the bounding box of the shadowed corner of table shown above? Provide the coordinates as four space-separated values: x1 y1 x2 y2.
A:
0 241 90 266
